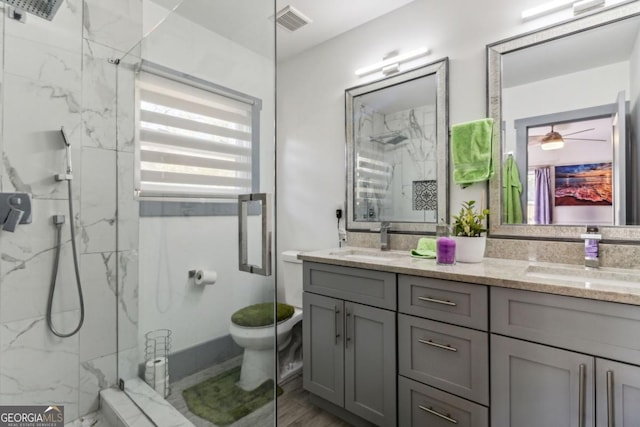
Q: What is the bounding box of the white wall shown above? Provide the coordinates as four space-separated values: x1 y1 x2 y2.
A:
137 2 275 355
276 0 598 277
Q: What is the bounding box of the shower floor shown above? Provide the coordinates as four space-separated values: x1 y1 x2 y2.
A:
167 357 348 427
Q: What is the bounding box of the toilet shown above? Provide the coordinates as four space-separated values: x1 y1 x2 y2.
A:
229 250 303 391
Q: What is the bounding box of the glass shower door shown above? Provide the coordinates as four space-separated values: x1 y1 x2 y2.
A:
115 1 277 425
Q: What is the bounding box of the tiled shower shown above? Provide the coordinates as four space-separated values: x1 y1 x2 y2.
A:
0 0 277 424
0 0 142 421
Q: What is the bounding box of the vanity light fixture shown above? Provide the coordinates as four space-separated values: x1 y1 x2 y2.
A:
354 47 429 77
573 0 605 15
521 0 575 20
540 131 565 150
521 0 604 20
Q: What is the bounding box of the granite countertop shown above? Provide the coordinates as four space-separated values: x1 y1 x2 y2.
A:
299 247 640 306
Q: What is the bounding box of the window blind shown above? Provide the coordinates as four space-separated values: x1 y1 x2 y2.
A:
137 71 255 199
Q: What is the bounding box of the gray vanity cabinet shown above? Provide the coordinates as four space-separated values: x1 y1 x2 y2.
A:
596 359 640 426
303 262 397 427
398 275 489 427
491 287 640 427
491 334 595 427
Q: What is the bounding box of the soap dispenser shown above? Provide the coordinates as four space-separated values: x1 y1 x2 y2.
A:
580 225 601 268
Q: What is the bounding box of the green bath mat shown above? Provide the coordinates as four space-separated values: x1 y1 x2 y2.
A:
182 366 282 426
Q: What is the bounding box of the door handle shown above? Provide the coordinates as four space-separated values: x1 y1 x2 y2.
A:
238 193 271 276
579 363 586 427
606 370 614 427
334 305 341 344
345 308 352 348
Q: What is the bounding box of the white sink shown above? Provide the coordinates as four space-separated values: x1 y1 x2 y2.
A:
328 248 406 263
525 264 640 288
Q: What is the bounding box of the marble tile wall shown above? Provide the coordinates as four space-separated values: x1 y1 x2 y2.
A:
0 0 142 423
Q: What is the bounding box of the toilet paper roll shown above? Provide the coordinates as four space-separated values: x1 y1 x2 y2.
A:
195 270 217 286
145 357 168 382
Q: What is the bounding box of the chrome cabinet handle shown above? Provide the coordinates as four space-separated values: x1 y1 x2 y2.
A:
238 193 272 276
418 338 458 352
345 309 352 348
418 405 458 424
607 370 614 427
334 306 340 344
579 364 586 427
418 296 457 306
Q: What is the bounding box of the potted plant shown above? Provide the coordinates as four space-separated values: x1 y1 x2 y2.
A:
452 200 490 263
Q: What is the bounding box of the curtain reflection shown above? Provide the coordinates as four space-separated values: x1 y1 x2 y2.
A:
534 167 552 224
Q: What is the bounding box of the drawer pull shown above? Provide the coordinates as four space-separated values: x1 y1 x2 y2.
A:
418 405 458 424
418 296 457 306
418 338 458 352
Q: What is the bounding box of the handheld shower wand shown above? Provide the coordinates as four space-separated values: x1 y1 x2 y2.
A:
47 127 84 338
56 126 73 181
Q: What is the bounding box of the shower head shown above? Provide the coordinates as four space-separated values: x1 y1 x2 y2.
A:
56 126 72 178
0 0 63 20
60 126 70 147
370 131 408 145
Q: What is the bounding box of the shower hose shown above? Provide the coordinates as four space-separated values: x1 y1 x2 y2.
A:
46 178 85 337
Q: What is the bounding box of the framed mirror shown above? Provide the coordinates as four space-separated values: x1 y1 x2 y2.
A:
487 2 640 240
346 58 449 233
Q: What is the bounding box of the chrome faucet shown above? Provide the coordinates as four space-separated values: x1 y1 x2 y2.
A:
380 222 391 251
580 225 601 269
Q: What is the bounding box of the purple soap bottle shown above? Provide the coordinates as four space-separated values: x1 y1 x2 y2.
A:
436 223 456 265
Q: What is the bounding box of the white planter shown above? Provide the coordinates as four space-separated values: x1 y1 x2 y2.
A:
454 235 487 263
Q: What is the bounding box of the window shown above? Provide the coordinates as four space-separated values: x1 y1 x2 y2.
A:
136 63 261 216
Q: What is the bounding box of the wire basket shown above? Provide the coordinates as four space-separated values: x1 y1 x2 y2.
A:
144 329 172 398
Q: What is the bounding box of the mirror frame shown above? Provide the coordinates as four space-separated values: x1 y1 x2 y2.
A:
487 2 640 241
345 58 449 233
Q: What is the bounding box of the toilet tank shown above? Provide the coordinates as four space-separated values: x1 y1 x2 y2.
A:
281 250 303 308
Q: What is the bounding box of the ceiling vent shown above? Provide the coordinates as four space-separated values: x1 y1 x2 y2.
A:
276 5 311 32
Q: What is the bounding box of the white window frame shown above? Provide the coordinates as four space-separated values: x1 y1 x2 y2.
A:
135 62 262 217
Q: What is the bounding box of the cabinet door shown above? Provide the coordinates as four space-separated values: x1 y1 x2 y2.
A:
345 302 396 427
596 359 640 426
303 292 344 407
491 335 594 427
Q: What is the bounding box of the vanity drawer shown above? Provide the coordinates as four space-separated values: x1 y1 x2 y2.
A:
399 376 488 427
303 262 396 310
491 287 640 365
398 314 489 405
398 275 488 330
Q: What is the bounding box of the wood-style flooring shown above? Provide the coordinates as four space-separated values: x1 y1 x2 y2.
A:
277 374 350 427
166 358 349 426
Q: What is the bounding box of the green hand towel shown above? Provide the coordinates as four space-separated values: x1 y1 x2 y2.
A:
452 118 495 186
502 155 523 224
410 237 437 259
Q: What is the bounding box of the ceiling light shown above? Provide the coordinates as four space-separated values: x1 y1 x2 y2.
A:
354 47 429 77
521 0 575 20
541 131 565 150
